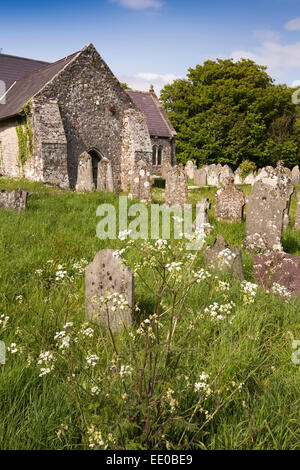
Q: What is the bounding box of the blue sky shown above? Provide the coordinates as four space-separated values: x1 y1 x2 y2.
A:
1 0 300 94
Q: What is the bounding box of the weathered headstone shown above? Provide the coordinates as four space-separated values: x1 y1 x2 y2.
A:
165 164 188 208
206 164 220 186
194 167 207 186
129 160 152 203
193 198 212 232
294 191 300 231
254 252 300 299
85 249 134 332
219 165 234 185
243 164 294 252
161 161 172 180
0 188 28 212
75 151 95 192
214 177 245 222
97 157 114 193
204 234 244 280
292 165 300 184
244 171 256 185
234 167 243 185
185 160 197 180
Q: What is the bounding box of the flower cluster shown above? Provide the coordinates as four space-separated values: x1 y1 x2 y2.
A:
0 314 9 330
204 301 235 321
217 280 230 292
120 365 133 377
217 248 236 266
192 268 212 283
37 351 55 377
164 388 178 413
154 239 168 250
86 355 99 368
7 342 18 354
270 282 291 299
54 322 74 350
118 229 132 241
194 372 211 396
165 262 183 273
241 281 258 304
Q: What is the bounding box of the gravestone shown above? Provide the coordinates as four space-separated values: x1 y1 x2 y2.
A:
185 160 197 180
295 191 300 231
97 158 114 193
85 249 134 332
254 252 300 299
165 164 188 208
292 165 300 184
194 167 207 186
193 198 212 232
0 188 28 212
206 164 220 186
244 172 256 185
214 177 245 222
129 160 152 202
204 234 244 280
219 165 234 185
243 164 294 252
161 161 172 180
234 167 243 185
75 151 95 192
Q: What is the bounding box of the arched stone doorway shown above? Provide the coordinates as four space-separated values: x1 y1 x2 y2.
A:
88 148 102 189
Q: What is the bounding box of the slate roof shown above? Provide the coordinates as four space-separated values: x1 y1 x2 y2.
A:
126 89 176 139
0 54 49 89
0 51 79 121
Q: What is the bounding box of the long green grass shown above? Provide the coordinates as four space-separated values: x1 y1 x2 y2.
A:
0 177 299 450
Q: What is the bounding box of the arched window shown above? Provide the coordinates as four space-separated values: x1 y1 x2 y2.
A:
157 146 162 166
152 145 157 165
152 145 163 166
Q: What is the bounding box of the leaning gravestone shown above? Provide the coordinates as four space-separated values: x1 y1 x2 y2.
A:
254 252 300 299
294 191 300 231
214 177 245 222
85 249 134 332
129 160 152 203
243 164 294 253
97 158 114 193
75 151 95 192
165 164 188 208
204 234 244 280
0 188 28 212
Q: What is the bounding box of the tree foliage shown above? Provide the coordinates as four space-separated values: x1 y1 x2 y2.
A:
160 59 300 168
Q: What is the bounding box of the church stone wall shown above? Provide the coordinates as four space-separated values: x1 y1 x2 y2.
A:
0 118 20 177
33 44 145 190
121 108 152 192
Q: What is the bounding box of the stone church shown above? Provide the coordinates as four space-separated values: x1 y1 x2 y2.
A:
0 44 176 191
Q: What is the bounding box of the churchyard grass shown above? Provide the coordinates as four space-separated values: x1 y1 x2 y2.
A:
0 177 299 450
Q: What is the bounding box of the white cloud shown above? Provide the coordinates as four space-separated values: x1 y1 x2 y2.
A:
284 17 300 31
118 72 182 95
109 0 163 10
253 30 280 42
232 41 300 69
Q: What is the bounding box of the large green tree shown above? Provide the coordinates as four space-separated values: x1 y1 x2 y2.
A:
160 59 300 168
